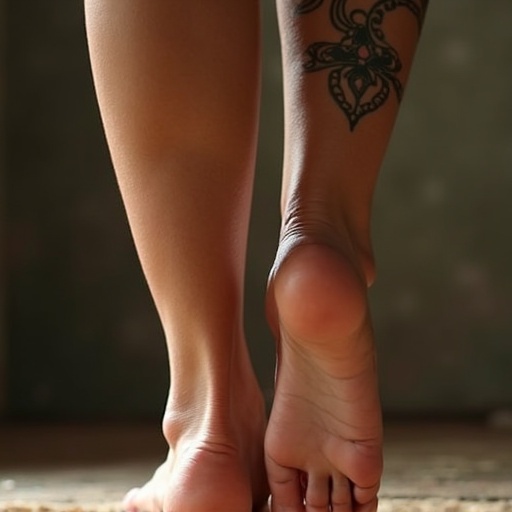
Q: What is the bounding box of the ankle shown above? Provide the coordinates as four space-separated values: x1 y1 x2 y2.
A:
162 407 235 453
162 353 266 449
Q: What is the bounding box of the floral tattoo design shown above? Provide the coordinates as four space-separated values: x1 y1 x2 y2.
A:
296 0 428 130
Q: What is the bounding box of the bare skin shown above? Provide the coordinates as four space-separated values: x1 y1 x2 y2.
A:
122 364 269 512
264 2 427 511
85 1 268 511
85 0 427 510
266 242 382 512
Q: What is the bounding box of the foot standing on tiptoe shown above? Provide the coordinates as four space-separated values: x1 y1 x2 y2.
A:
265 1 428 511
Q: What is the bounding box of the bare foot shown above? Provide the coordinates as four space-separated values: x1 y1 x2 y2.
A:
123 374 269 512
265 243 383 512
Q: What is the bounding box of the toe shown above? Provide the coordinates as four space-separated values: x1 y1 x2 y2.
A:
354 498 378 512
122 487 141 512
122 483 162 512
330 474 352 512
266 456 305 512
305 473 330 512
352 482 380 508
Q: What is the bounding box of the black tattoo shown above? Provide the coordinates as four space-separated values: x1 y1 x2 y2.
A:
296 0 324 14
296 0 428 130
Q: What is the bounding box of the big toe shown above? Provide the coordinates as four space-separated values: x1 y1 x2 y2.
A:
122 487 141 512
122 484 161 512
266 456 305 512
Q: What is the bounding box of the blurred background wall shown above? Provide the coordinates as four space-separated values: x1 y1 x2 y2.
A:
1 1 512 420
0 0 5 415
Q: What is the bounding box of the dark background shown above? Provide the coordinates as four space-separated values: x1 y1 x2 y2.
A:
1 1 512 420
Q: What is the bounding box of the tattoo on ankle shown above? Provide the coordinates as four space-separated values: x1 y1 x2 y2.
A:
296 0 428 130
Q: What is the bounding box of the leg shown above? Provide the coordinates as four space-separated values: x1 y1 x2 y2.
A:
85 1 267 511
265 1 428 511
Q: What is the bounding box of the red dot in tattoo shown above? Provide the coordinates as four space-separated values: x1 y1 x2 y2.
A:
358 46 370 59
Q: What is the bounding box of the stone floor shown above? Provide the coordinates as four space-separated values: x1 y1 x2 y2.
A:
1 422 511 511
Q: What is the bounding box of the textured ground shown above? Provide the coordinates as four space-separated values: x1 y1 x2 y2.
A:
1 423 511 511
